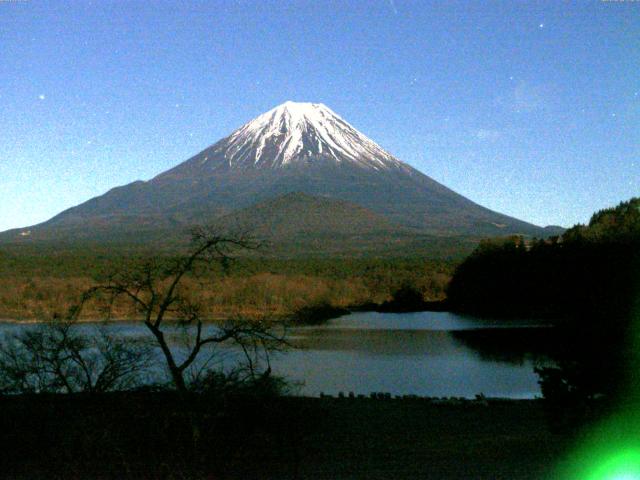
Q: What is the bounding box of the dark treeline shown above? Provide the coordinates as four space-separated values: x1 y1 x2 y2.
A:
447 198 640 417
447 237 639 322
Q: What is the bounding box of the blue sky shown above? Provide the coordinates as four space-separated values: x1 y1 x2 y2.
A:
1 0 639 232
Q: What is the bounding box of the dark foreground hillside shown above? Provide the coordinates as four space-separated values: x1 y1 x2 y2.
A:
0 393 569 479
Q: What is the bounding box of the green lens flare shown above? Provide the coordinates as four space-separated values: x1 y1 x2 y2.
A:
588 450 640 480
563 448 640 480
554 296 640 480
553 410 640 480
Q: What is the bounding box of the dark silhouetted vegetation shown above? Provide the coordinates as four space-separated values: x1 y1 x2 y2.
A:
0 316 152 394
447 198 640 423
75 227 289 394
0 393 567 479
291 301 350 325
376 283 448 312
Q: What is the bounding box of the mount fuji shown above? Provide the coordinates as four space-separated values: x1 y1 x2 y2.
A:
4 101 557 251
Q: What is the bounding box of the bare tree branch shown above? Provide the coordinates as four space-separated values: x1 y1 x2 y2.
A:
66 227 286 397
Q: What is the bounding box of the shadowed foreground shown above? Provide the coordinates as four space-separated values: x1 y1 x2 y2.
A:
0 393 568 479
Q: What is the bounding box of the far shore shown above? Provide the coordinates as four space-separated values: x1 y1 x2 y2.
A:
0 299 454 325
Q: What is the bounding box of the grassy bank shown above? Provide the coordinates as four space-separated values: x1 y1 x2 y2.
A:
0 253 454 321
0 392 569 479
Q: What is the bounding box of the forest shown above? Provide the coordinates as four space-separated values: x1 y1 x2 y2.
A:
0 246 454 321
447 198 640 410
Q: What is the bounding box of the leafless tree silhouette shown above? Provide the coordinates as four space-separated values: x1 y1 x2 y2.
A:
0 316 152 394
74 227 288 394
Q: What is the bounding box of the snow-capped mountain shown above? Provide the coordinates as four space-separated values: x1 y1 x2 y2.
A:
155 101 412 181
3 101 551 248
201 101 406 170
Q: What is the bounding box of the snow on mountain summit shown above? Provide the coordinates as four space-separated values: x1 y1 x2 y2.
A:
205 101 408 170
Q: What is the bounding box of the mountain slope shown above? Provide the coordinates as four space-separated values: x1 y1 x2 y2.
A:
215 191 399 238
210 192 483 257
3 101 550 247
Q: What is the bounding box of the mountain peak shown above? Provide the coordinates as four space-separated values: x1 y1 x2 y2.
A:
255 101 336 135
4 102 549 244
196 101 408 171
279 100 327 110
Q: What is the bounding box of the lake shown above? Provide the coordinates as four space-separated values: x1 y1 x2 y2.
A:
0 311 555 399
279 311 553 399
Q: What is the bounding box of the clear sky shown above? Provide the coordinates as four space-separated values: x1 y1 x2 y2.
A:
1 1 638 232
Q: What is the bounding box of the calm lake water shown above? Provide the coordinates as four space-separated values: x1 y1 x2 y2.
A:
280 311 552 399
0 311 554 399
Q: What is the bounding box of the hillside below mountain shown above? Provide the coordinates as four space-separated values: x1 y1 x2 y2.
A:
215 192 399 237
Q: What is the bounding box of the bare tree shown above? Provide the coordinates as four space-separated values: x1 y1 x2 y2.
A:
74 227 288 395
0 316 152 394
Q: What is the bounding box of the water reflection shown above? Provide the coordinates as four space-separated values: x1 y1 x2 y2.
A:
291 328 468 356
278 311 552 398
0 311 554 399
451 327 559 365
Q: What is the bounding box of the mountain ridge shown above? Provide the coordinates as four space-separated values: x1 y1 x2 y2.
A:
2 101 557 249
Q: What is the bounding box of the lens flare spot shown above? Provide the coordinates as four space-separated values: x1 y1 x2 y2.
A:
587 450 640 480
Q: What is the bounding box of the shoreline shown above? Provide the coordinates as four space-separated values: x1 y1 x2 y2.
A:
0 301 452 325
0 391 567 479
